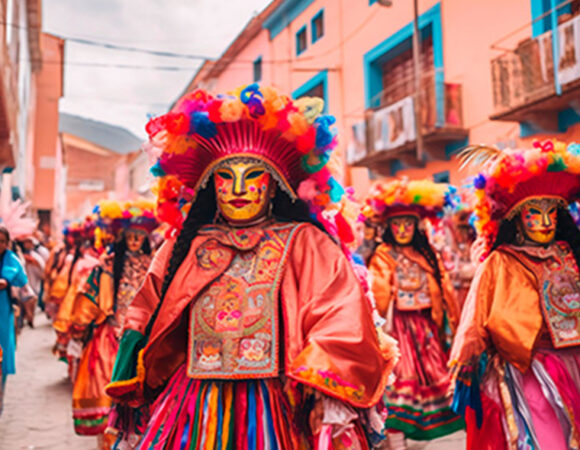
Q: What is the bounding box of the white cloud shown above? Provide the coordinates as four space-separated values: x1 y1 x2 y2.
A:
43 0 271 138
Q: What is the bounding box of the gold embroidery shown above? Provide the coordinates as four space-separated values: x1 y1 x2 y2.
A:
391 251 432 311
187 223 302 379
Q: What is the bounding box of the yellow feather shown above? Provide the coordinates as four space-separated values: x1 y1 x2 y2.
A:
457 144 503 171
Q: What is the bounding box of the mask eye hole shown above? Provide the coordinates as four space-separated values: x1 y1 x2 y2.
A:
529 208 541 215
548 207 557 215
216 171 233 180
245 169 265 180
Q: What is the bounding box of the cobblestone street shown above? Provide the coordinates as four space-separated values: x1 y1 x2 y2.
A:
0 312 465 450
0 314 94 450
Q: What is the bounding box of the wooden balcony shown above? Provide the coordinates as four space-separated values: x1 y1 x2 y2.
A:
348 82 468 174
490 12 580 127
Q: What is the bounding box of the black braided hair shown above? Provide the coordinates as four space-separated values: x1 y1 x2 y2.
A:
158 182 217 306
112 233 152 305
492 206 580 269
271 187 328 234
380 218 444 292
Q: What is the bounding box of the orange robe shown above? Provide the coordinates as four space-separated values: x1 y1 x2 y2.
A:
44 251 74 320
369 244 459 331
369 243 463 440
113 222 391 409
449 246 545 372
450 242 580 450
70 252 152 437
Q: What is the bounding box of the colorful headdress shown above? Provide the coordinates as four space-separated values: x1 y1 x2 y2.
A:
93 198 158 237
460 140 580 257
63 216 95 242
360 178 451 222
0 199 36 240
0 177 36 240
145 84 350 243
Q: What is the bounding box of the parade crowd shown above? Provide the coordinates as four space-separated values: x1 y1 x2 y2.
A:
1 84 580 450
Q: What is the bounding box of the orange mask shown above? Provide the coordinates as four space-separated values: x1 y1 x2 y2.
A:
389 215 417 245
214 160 273 225
519 197 559 245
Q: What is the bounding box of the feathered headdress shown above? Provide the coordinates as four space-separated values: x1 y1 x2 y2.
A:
63 215 95 242
459 139 580 257
93 198 158 239
145 83 352 244
360 177 451 222
0 179 36 240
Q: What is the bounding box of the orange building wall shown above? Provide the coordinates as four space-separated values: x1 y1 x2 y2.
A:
30 33 64 211
63 140 123 220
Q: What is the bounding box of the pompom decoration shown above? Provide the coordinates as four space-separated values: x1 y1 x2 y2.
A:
468 140 580 259
145 84 350 240
360 177 451 222
64 216 96 242
92 198 159 245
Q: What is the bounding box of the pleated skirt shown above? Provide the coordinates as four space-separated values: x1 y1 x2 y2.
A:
138 364 306 450
384 309 464 440
72 323 118 435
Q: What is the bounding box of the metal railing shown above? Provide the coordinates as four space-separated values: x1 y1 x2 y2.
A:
491 2 580 114
346 80 463 164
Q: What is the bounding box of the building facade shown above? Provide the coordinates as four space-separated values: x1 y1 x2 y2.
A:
183 0 580 195
28 33 65 235
0 0 42 186
58 113 144 222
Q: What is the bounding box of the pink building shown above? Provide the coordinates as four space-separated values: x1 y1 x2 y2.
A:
182 0 580 195
58 113 143 222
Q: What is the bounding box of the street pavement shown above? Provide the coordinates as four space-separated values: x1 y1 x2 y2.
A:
0 314 94 450
0 312 466 449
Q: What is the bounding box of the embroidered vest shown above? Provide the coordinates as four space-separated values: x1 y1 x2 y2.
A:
187 222 303 379
510 242 580 349
391 250 432 311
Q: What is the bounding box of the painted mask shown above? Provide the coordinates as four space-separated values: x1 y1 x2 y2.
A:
519 197 559 245
214 159 273 225
389 215 417 245
125 228 146 252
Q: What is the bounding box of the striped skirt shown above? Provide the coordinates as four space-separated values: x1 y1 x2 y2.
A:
138 364 307 449
72 323 118 435
384 309 464 440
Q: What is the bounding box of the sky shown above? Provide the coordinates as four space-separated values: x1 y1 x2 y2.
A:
43 0 272 138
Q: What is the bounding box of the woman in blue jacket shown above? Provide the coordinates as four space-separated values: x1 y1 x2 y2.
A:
0 226 28 396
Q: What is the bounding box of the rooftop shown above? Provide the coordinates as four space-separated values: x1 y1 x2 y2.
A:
59 112 142 154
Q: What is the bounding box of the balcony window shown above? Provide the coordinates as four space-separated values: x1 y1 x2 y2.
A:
296 26 307 56
491 3 580 129
380 35 437 128
531 0 580 36
312 10 324 43
253 56 262 82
